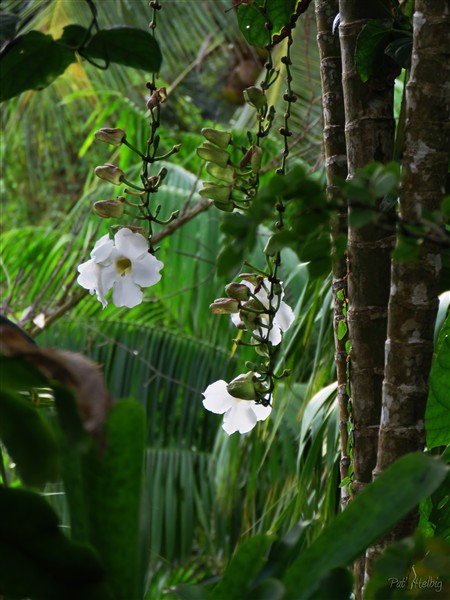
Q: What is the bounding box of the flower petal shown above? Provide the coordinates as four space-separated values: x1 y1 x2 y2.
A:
91 234 115 264
114 228 149 260
274 301 295 332
77 259 99 291
132 254 164 287
251 401 272 422
112 274 143 308
202 380 234 414
267 325 282 346
222 402 257 435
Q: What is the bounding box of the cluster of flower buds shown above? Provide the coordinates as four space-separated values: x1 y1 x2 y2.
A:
210 274 295 354
197 128 263 212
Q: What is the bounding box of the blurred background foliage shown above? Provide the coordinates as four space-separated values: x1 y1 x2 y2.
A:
0 0 339 597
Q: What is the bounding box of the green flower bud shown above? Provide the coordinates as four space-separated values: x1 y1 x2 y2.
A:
94 127 126 146
199 183 232 203
209 298 239 314
250 145 263 173
243 86 267 112
95 164 125 185
92 199 124 219
213 200 234 212
206 162 236 183
227 372 258 400
201 128 231 149
225 282 251 301
197 143 230 167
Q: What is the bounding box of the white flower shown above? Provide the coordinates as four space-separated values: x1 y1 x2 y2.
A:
77 228 163 308
202 380 272 435
231 278 295 345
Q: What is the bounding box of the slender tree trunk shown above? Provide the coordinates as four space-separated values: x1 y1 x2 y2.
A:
315 0 350 508
338 1 396 595
369 0 450 574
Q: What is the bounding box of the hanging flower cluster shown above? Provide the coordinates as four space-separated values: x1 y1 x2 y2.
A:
203 275 294 435
77 228 163 309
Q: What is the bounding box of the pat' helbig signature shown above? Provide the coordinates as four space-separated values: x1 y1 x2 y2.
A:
389 566 443 593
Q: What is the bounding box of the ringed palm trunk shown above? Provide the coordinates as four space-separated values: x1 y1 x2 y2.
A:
315 0 350 508
338 1 396 594
368 0 450 575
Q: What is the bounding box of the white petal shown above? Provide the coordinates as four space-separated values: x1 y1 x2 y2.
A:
114 228 149 260
91 235 114 264
112 275 143 308
132 254 163 287
222 402 257 435
251 401 272 422
274 301 295 332
231 313 244 328
267 324 282 346
77 259 99 291
202 380 235 414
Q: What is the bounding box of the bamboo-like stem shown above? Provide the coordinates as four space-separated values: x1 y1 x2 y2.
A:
315 0 350 508
338 1 396 595
369 0 450 575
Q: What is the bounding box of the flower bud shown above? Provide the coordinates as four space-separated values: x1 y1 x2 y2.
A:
95 164 125 185
206 162 236 183
94 127 126 146
146 87 167 110
213 200 234 212
243 86 267 112
225 282 251 301
199 183 231 203
93 199 124 219
209 298 239 314
201 128 231 149
250 145 263 173
239 273 261 286
197 143 230 167
227 372 257 400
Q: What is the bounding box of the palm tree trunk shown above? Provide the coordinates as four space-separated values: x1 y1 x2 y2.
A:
315 0 350 508
338 1 396 594
369 0 450 574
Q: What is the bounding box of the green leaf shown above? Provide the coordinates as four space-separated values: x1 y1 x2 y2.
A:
337 319 347 341
0 487 112 600
282 454 449 600
392 234 421 263
0 379 60 487
211 534 273 600
426 314 450 448
237 0 313 48
384 35 413 69
83 400 146 600
81 27 162 72
348 207 377 229
58 24 89 49
172 583 212 600
355 21 391 83
0 31 75 101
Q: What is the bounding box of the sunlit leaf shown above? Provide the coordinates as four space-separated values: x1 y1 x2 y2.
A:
426 314 450 448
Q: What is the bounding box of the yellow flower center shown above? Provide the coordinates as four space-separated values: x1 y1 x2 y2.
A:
116 257 132 276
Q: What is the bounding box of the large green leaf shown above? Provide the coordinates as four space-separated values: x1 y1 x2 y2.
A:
355 20 392 83
83 400 146 600
0 487 112 600
282 453 448 600
211 534 273 600
81 27 162 72
237 0 313 48
0 31 75 101
426 313 450 448
0 358 60 487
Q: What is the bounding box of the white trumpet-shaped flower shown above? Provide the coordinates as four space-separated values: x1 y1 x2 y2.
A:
231 278 295 345
202 380 271 435
77 228 163 308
